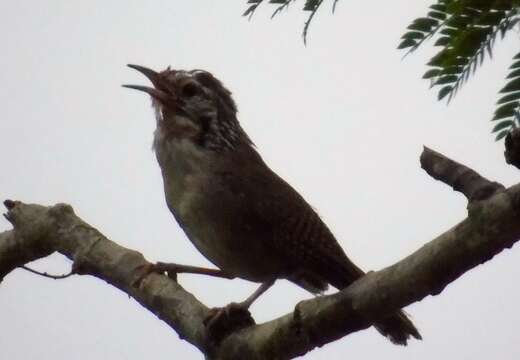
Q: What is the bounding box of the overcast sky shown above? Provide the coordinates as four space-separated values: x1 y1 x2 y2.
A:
1 1 519 359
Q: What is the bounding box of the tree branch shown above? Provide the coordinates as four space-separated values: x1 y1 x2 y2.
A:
217 181 520 358
420 146 505 201
0 200 212 355
505 128 520 170
1 148 519 359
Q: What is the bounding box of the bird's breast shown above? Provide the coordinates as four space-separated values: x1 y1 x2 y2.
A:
155 144 286 282
165 177 270 281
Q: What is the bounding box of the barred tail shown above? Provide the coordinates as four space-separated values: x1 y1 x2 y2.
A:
374 310 422 345
325 256 422 345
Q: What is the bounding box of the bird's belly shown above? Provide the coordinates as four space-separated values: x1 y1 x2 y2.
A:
167 185 283 282
187 231 275 282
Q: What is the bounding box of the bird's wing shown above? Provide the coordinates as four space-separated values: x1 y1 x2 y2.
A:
222 147 365 291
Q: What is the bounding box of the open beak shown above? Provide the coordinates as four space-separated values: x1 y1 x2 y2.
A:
122 64 172 103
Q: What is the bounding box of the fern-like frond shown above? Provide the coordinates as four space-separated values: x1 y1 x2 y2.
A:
440 11 517 103
400 0 520 140
271 0 298 19
398 1 449 54
492 51 520 140
401 2 519 100
243 0 265 19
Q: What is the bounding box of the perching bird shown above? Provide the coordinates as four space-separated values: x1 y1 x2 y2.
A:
124 64 421 345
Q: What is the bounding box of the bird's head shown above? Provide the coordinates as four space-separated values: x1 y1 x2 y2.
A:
124 64 251 151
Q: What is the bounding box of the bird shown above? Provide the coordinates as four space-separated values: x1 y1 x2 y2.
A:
123 64 421 345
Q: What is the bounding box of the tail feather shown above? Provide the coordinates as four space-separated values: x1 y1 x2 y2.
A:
288 207 422 345
323 257 422 345
374 310 422 346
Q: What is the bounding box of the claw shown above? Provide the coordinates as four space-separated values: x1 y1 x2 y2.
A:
131 263 177 288
131 263 156 288
203 302 254 343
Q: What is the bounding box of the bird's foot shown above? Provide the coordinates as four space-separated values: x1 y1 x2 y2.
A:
204 302 255 343
132 262 179 288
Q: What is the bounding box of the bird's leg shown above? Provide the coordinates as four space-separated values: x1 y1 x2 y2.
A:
132 261 235 287
237 280 275 308
204 280 275 341
154 262 236 280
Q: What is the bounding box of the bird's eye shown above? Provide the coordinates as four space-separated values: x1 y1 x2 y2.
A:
182 83 199 98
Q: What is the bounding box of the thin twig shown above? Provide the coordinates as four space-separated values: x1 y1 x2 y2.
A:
20 265 74 280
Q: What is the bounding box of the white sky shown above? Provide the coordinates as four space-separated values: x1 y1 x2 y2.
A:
1 1 519 359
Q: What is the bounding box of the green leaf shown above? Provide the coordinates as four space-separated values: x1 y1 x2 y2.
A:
423 69 441 79
303 0 319 11
479 11 506 25
510 60 520 69
460 7 482 17
497 92 520 105
428 11 447 20
513 52 520 60
460 1 490 11
427 51 449 66
434 36 451 46
401 31 425 40
438 85 453 100
507 69 520 79
446 15 472 28
455 27 490 57
492 120 515 133
500 78 520 93
407 18 438 32
440 65 464 75
446 55 470 67
430 4 446 12
493 102 518 120
447 56 470 66
428 50 468 67
440 27 457 36
491 2 515 11
398 38 417 49
243 4 259 17
435 75 458 85
495 130 510 141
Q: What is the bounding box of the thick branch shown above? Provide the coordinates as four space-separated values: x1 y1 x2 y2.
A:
216 182 520 359
420 146 505 201
505 128 520 170
0 201 212 354
1 150 520 359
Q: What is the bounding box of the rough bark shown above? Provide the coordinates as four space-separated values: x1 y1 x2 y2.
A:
1 148 519 359
0 201 212 354
420 146 505 200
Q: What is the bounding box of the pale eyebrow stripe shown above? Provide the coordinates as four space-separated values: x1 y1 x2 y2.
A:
190 70 207 76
